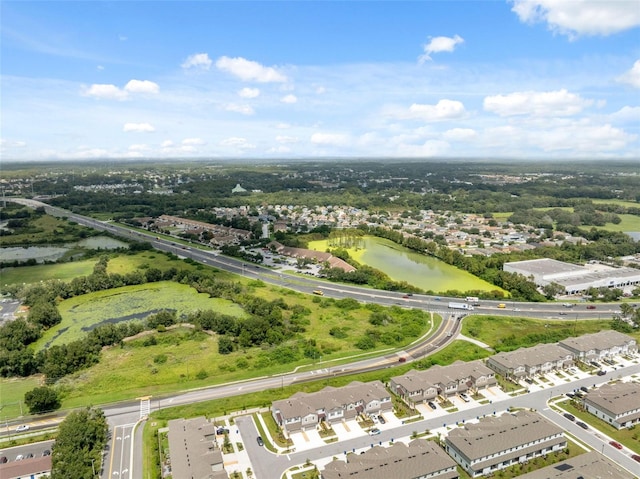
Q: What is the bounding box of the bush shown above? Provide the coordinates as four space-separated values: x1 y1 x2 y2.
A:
24 386 61 414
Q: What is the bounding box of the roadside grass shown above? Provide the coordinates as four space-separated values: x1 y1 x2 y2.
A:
560 400 640 454
461 316 616 351
32 281 248 350
0 260 97 286
0 375 42 419
0 430 57 449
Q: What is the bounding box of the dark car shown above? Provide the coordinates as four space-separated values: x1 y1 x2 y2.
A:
0 456 7 463
216 427 229 435
565 392 575 398
563 413 575 421
42 450 51 456
256 436 264 446
576 421 588 429
428 401 437 410
398 357 407 363
25 453 34 459
586 305 596 309
580 386 589 393
377 415 386 424
631 454 640 462
609 441 622 450
597 370 606 376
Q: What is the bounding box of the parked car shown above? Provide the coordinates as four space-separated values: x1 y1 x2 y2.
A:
42 450 51 456
565 393 575 398
256 436 264 446
369 428 381 436
15 424 29 432
25 453 33 459
597 370 606 376
576 421 589 429
15 454 24 461
216 427 229 435
0 456 7 463
609 441 622 450
563 413 575 421
377 415 386 424
459 393 470 402
580 386 589 393
428 401 437 410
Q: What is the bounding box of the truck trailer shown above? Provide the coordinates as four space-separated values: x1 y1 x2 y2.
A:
448 302 474 310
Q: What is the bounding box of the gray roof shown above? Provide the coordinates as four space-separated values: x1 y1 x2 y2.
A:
272 380 389 420
321 439 458 479
167 416 226 479
446 410 564 462
559 330 636 353
515 451 635 479
488 343 572 370
392 360 495 392
584 381 640 416
504 258 584 276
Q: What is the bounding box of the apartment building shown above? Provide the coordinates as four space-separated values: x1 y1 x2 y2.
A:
583 382 640 429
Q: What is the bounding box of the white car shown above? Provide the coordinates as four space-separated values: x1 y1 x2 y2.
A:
15 424 30 432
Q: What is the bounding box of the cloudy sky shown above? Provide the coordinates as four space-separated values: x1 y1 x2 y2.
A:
1 0 639 161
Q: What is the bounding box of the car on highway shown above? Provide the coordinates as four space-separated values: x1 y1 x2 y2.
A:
256 436 264 446
586 305 596 309
402 295 409 299
497 303 506 308
369 428 381 435
576 421 588 429
15 424 29 432
609 441 622 449
632 454 640 463
398 357 406 363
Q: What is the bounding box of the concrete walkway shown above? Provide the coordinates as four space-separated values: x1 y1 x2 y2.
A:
457 333 494 351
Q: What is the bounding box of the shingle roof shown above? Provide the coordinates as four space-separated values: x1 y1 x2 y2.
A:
559 330 636 353
321 439 458 479
515 451 635 479
446 410 564 462
584 381 640 416
488 343 572 370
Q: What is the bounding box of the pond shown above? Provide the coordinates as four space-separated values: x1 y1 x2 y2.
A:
0 236 129 263
308 236 503 293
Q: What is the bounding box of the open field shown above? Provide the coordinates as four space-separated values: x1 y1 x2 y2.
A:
0 376 41 419
461 316 633 352
0 259 97 286
32 281 248 350
492 208 640 233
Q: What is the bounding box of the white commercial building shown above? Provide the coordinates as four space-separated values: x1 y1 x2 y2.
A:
503 258 640 295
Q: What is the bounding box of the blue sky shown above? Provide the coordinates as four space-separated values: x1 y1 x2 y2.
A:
1 0 639 161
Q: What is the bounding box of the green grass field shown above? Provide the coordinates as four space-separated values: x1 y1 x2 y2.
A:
0 376 41 419
32 281 248 350
461 316 628 351
0 260 97 286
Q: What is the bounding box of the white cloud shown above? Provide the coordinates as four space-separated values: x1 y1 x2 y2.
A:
82 83 128 101
182 138 205 145
397 140 450 157
238 87 260 98
123 122 155 132
160 140 174 148
124 79 160 94
276 135 299 144
225 103 255 115
181 53 212 70
390 99 466 121
610 106 640 122
281 94 298 104
275 123 291 129
443 128 478 141
419 34 464 62
220 137 255 149
128 144 150 151
311 132 350 146
617 60 640 88
267 145 292 154
510 0 640 37
0 138 27 148
484 89 592 117
216 56 287 83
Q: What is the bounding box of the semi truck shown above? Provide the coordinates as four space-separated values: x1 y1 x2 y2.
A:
449 302 474 311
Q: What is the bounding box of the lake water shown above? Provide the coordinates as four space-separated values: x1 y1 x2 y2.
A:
0 236 129 263
309 236 503 293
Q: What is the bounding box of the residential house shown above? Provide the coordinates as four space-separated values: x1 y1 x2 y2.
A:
583 382 640 429
486 344 574 380
515 451 634 479
272 381 391 434
558 331 637 362
444 410 566 478
167 416 227 479
321 439 458 479
390 360 496 407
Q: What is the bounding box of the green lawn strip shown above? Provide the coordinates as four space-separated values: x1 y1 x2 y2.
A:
560 400 640 453
461 316 620 352
0 430 57 449
260 411 293 448
0 375 42 419
0 260 97 286
252 412 276 452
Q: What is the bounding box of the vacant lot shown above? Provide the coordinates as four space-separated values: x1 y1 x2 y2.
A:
0 376 41 419
0 260 97 286
32 281 248 350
